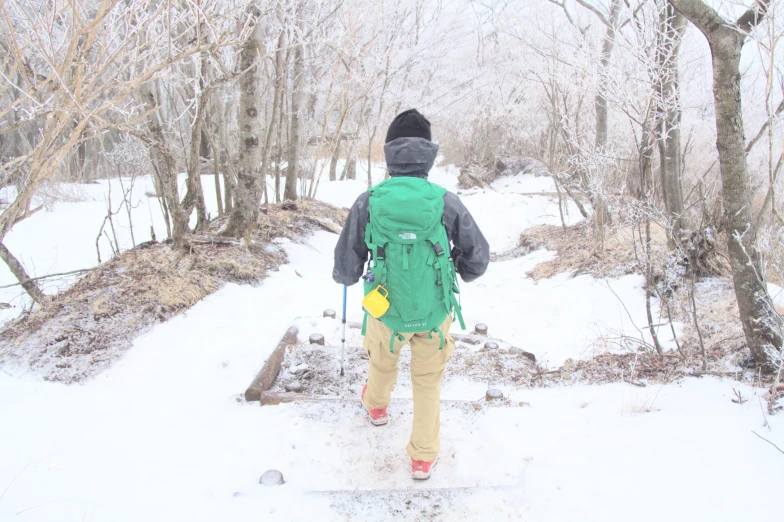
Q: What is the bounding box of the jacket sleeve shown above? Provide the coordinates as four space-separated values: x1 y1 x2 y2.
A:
332 193 370 286
443 192 490 283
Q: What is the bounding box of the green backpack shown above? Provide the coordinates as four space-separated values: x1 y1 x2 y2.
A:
362 177 466 353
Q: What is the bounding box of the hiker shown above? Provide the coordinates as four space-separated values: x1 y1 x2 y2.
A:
332 109 490 480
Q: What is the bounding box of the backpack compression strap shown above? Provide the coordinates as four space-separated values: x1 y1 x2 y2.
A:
363 211 389 287
431 240 466 330
361 206 387 337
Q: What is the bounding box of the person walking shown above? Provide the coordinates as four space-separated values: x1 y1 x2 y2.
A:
333 109 489 480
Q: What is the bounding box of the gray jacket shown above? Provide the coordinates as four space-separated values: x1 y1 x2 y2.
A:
332 137 490 286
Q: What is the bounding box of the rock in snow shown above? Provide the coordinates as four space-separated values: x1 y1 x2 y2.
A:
260 470 285 486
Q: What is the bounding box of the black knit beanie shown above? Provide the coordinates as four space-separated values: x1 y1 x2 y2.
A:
385 109 431 143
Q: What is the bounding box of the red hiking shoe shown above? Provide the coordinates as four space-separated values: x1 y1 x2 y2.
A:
361 385 388 426
411 457 438 480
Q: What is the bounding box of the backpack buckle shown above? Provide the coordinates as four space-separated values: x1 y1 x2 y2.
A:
433 242 444 256
375 246 386 260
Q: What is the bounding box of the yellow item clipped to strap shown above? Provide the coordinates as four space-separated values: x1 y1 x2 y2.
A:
362 285 390 319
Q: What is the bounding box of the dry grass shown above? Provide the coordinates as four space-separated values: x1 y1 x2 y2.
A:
512 220 778 388
520 222 672 280
0 199 347 383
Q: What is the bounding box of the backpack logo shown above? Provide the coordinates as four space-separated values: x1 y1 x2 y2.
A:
400 232 417 240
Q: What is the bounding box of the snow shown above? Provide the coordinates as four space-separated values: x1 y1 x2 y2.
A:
0 175 224 325
459 177 583 254
768 283 784 307
0 164 782 521
492 174 558 194
461 256 679 368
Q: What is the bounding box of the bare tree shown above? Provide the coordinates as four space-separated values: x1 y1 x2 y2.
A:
285 8 306 201
139 79 183 244
656 1 687 245
669 0 782 366
223 11 272 239
0 0 249 291
181 47 210 233
545 0 624 246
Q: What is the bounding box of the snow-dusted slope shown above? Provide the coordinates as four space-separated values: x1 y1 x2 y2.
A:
0 165 781 521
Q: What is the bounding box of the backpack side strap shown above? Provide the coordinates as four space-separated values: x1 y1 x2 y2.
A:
389 332 405 354
450 278 466 330
427 327 445 350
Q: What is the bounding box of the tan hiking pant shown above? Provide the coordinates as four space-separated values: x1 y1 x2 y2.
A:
362 315 456 462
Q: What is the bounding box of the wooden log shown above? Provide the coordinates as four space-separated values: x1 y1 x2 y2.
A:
185 235 242 247
474 323 488 335
323 309 336 318
309 333 325 345
257 392 517 407
244 326 299 402
259 391 311 405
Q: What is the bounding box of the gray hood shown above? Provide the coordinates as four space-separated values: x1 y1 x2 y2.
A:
383 137 439 176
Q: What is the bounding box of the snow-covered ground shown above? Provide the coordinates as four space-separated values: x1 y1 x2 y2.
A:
0 164 782 521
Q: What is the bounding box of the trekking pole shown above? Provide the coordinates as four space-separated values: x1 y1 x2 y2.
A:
340 285 347 376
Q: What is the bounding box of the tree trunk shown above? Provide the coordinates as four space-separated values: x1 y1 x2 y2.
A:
346 151 357 180
8 70 24 164
594 0 622 151
284 17 305 202
546 83 567 230
182 52 210 232
75 140 87 181
213 154 223 216
274 86 286 203
218 103 234 215
669 0 781 366
657 3 687 246
223 19 268 239
329 104 349 182
260 30 287 207
641 106 665 356
204 111 223 216
754 152 783 229
340 138 357 181
138 80 188 248
366 134 375 187
0 242 46 304
329 139 341 182
580 0 622 246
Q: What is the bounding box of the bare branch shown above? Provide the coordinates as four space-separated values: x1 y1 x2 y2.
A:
751 430 784 456
575 0 611 27
737 0 771 33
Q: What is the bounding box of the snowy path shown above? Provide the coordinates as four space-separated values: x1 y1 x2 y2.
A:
1 167 782 521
